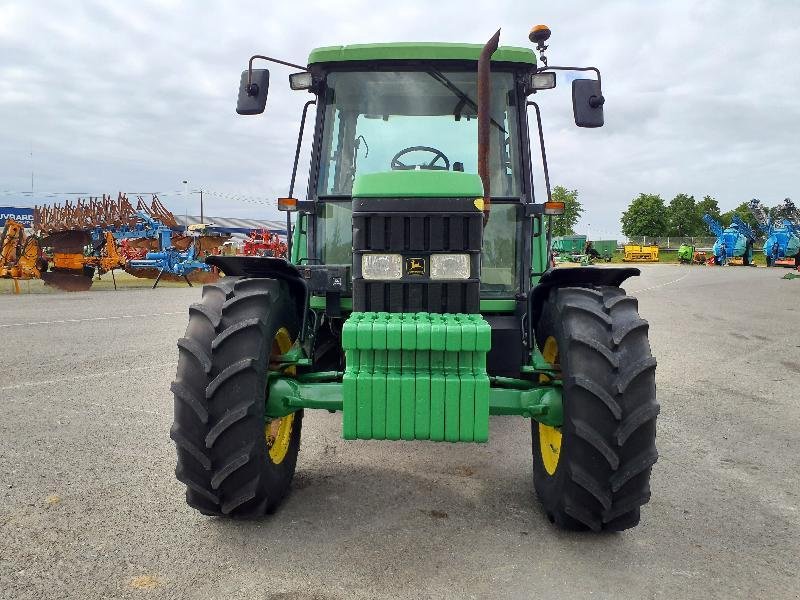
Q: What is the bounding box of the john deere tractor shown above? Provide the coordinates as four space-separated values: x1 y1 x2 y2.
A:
170 26 659 531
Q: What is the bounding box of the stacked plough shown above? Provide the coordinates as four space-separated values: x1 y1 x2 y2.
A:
31 193 229 290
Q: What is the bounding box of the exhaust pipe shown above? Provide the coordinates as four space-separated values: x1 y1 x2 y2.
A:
478 29 500 224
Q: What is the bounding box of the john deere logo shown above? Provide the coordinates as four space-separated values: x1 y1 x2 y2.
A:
405 257 426 276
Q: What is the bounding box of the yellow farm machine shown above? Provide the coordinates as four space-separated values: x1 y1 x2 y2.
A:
0 219 46 293
623 244 659 262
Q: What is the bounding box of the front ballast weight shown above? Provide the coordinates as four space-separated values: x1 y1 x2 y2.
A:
342 312 492 442
262 311 564 441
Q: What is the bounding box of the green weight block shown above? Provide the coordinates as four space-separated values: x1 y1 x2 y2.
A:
458 315 477 351
473 315 492 352
430 349 444 371
414 374 431 440
372 318 387 350
371 375 387 440
400 375 415 440
342 372 358 439
356 375 372 439
341 313 360 350
473 375 490 442
445 316 462 351
430 374 445 441
430 315 446 351
386 315 402 350
356 315 374 349
401 314 417 349
459 376 476 442
385 373 402 440
444 375 460 442
415 312 431 349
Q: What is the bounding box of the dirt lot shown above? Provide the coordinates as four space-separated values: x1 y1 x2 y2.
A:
1 265 798 599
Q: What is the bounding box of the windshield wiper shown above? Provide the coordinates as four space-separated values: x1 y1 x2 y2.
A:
427 68 506 134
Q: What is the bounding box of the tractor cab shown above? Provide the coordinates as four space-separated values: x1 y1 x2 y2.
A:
307 45 533 309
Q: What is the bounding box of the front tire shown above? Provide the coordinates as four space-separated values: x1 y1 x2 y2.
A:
171 276 302 517
532 286 659 532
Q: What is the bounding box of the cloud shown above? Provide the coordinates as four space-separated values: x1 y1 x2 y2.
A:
0 0 798 237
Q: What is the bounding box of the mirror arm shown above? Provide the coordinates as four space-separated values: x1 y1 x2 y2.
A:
527 101 554 257
535 65 602 89
526 101 551 204
285 100 317 258
247 54 308 90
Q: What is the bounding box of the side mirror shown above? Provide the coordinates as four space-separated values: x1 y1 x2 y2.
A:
572 79 604 128
236 69 270 115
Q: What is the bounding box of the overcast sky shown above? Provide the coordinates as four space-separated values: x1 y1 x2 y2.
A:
1 0 798 238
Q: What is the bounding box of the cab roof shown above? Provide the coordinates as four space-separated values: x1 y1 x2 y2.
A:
308 43 536 66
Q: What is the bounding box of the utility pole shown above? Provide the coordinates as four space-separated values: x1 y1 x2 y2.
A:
189 188 204 225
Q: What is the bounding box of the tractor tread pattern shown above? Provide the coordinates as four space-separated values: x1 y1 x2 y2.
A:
176 337 212 373
570 464 612 510
170 381 208 424
571 418 620 470
612 318 649 346
602 491 651 523
570 335 619 368
205 358 259 399
610 449 659 492
189 303 221 329
170 423 211 470
616 403 661 445
175 466 220 503
561 301 613 326
616 357 658 395
533 285 659 532
564 501 601 532
211 445 254 489
603 295 638 311
204 400 254 448
568 375 622 419
211 318 264 351
221 478 260 515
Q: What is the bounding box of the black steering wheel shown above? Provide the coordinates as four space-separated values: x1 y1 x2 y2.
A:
390 146 451 171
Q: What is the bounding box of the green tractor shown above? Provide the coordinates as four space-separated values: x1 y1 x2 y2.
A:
170 26 659 531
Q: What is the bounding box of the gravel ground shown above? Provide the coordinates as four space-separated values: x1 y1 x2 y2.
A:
1 265 798 599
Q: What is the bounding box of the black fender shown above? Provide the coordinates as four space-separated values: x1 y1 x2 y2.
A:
529 266 640 330
206 256 309 331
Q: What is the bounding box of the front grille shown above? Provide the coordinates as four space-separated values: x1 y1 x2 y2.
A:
352 280 479 313
353 214 483 253
351 197 482 314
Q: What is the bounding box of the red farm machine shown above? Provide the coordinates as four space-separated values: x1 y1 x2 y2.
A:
242 229 287 257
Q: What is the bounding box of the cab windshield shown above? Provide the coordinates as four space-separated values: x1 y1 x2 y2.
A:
317 69 523 197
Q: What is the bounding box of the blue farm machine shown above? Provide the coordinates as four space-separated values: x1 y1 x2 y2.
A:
703 213 756 266
113 212 213 287
748 199 800 268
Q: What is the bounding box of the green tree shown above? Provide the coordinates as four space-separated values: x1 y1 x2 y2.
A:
620 193 668 237
666 193 701 237
696 195 721 228
721 202 760 232
550 186 583 237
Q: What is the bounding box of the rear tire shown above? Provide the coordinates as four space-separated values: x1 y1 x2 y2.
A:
532 286 659 532
171 276 302 517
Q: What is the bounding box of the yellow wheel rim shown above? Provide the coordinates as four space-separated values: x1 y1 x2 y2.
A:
266 413 294 465
265 327 296 465
539 336 562 476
